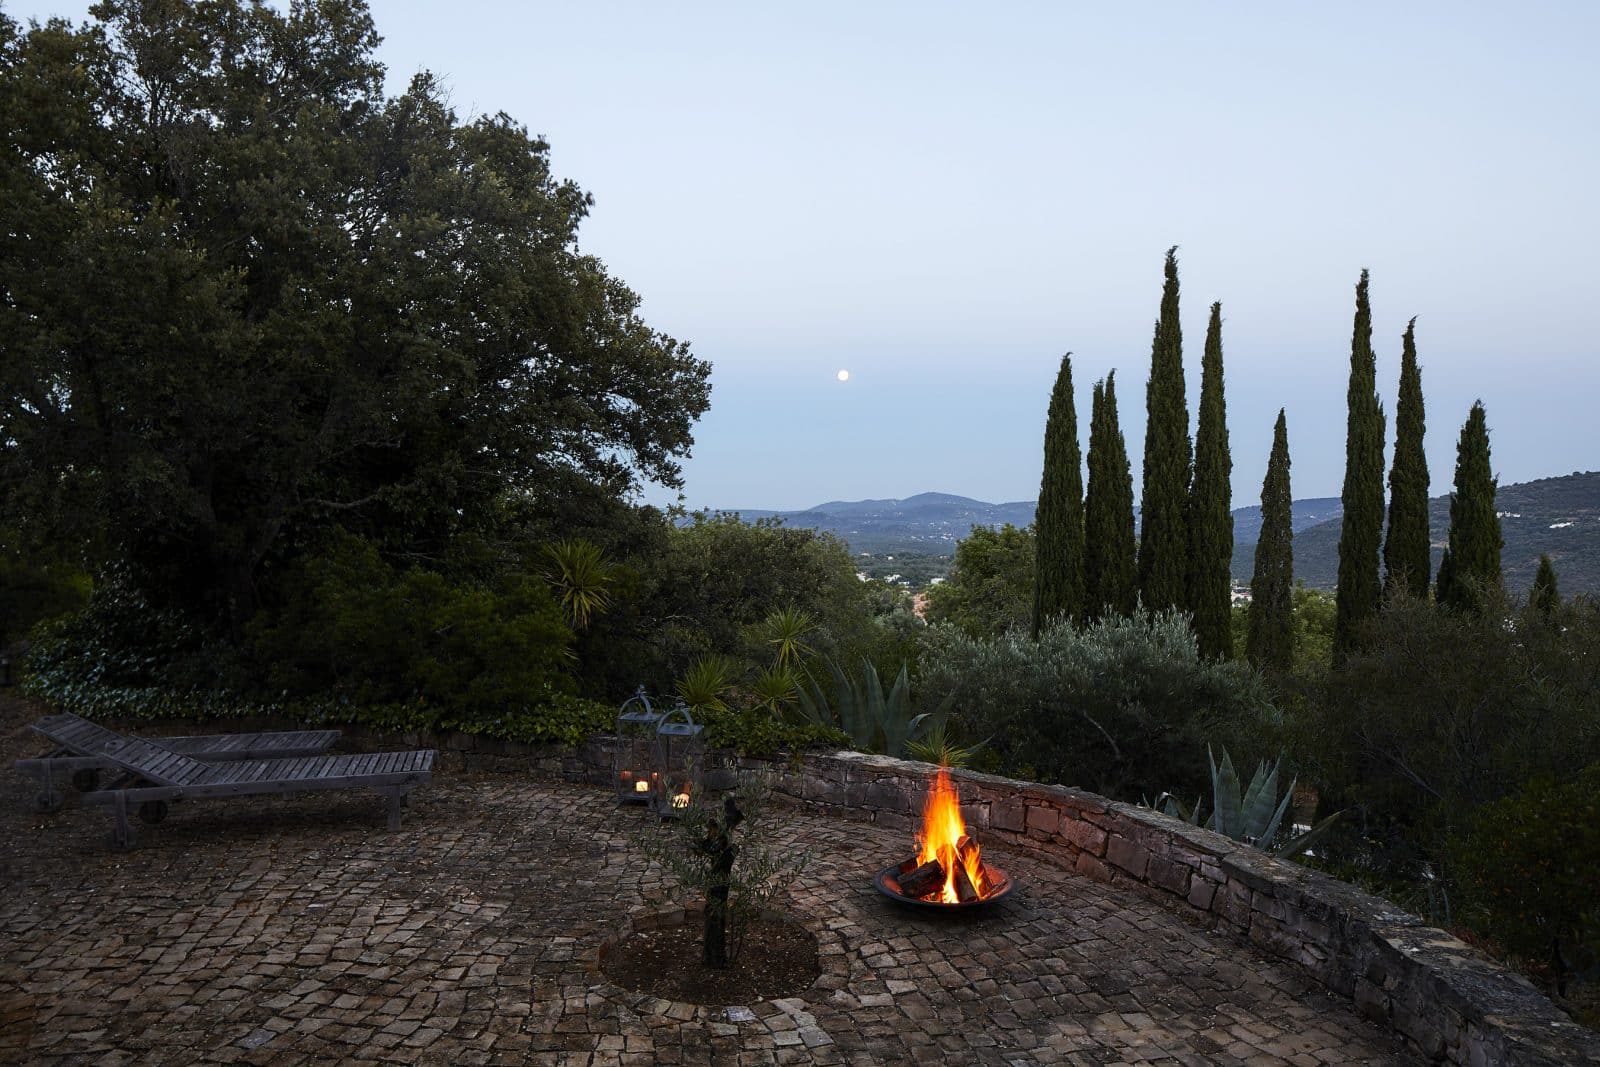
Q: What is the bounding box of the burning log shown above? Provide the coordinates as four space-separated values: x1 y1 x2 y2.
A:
953 861 979 903
896 858 946 899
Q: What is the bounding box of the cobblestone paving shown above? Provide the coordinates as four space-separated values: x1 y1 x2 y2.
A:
1 710 1414 1065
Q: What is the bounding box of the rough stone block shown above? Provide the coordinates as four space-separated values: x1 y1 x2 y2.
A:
1187 878 1217 911
864 781 910 812
991 797 1025 833
1025 805 1060 838
1074 852 1112 882
1061 818 1107 856
1354 977 1389 1022
1146 855 1190 896
1104 835 1149 879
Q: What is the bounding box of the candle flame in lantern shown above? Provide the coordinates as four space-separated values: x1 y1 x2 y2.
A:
915 766 988 903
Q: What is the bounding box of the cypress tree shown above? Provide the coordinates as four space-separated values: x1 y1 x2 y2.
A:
1531 554 1560 618
1186 302 1233 658
1383 317 1430 597
1247 410 1294 675
1033 353 1085 634
1333 270 1386 665
1084 372 1137 619
1138 246 1191 614
1436 401 1503 613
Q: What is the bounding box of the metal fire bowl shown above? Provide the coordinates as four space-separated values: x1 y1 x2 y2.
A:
873 862 1016 911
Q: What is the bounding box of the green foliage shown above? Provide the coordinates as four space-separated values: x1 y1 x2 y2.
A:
748 665 801 714
1033 353 1085 633
1139 247 1192 615
1449 765 1600 995
1306 590 1600 872
924 524 1035 638
542 539 616 631
0 1 709 638
697 707 848 759
0 527 91 647
791 658 946 759
637 514 872 689
1531 554 1560 617
1436 402 1503 614
919 613 1276 802
1187 302 1233 659
1084 373 1137 620
675 654 742 713
1247 411 1294 675
248 533 574 723
1334 270 1388 665
1383 318 1431 597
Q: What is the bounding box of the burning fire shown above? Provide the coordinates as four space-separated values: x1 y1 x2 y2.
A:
914 767 990 903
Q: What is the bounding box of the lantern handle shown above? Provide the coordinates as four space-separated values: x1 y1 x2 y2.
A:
618 685 655 718
658 702 697 730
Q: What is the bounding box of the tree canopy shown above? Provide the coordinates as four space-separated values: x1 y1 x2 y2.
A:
0 1 710 634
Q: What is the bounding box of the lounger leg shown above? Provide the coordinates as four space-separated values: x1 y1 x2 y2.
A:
386 789 403 831
110 793 136 851
32 762 62 814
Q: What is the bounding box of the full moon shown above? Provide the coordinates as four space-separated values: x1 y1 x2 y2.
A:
837 369 850 382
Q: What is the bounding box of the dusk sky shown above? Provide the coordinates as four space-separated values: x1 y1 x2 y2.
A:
14 2 1599 512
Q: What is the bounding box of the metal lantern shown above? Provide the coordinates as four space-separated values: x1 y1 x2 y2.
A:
651 703 706 819
613 687 664 805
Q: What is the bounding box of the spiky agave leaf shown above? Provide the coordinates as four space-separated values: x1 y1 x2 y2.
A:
541 538 615 630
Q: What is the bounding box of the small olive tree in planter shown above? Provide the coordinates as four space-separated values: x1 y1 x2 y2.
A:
635 773 807 968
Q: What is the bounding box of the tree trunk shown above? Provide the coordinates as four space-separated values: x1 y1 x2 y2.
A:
701 794 744 969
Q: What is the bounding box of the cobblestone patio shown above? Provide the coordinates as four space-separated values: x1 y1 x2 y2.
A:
1 711 1415 1065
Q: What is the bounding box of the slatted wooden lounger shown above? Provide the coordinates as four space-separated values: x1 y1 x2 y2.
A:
24 723 434 850
16 712 342 814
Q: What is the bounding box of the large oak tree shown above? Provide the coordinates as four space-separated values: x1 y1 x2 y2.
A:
0 1 710 635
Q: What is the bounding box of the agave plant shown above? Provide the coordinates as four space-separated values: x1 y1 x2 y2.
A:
541 538 615 630
791 658 951 758
675 654 742 713
1154 747 1343 860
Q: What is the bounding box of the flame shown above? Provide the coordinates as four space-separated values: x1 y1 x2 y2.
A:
915 767 988 903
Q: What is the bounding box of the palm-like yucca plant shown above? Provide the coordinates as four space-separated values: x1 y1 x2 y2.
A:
675 654 742 713
791 657 951 759
541 538 615 630
759 606 817 671
749 664 800 714
1154 747 1343 860
905 717 986 769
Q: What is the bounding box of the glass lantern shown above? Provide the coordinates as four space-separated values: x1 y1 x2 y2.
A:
613 687 664 805
651 703 706 819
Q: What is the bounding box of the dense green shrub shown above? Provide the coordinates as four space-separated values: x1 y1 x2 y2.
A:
1306 590 1600 871
918 612 1276 800
1449 765 1600 994
697 707 850 759
923 524 1034 638
248 533 575 723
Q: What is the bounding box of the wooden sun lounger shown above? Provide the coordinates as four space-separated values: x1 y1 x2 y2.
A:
16 712 341 813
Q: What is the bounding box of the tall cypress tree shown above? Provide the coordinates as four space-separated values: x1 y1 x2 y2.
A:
1383 317 1430 597
1138 246 1191 614
1033 353 1085 634
1186 302 1233 658
1333 270 1386 665
1531 554 1560 618
1247 410 1294 675
1084 372 1137 619
1436 401 1503 613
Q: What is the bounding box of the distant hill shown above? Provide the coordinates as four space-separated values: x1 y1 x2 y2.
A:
1246 471 1600 595
716 492 1342 557
713 473 1598 595
714 492 1036 555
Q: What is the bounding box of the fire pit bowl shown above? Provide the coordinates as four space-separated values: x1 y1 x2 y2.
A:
874 861 1016 910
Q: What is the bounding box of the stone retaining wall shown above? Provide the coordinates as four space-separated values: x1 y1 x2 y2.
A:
110 718 1599 1065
